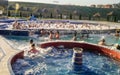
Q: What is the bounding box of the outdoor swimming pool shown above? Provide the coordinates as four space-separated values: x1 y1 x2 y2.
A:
12 47 120 75
3 33 120 50
3 33 120 75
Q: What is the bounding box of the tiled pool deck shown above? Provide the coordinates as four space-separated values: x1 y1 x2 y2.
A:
0 36 18 75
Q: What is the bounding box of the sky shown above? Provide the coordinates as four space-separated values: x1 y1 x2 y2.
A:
8 0 120 6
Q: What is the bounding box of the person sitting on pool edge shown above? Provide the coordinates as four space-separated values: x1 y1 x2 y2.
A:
28 44 39 54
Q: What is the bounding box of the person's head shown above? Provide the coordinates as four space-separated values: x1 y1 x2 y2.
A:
101 39 105 42
49 31 53 34
30 39 33 44
18 23 20 25
114 43 120 49
31 43 35 48
56 31 59 34
117 45 120 50
116 30 119 33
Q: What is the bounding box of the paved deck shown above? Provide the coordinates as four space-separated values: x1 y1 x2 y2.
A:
0 36 18 75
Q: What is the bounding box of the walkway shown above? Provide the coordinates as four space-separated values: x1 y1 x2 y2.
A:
0 36 18 75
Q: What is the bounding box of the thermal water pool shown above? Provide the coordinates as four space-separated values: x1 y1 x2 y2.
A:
11 43 120 75
3 33 120 75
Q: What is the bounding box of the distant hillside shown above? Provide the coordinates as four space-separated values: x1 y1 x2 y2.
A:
8 2 120 22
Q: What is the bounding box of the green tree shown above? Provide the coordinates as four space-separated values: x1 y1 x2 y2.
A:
70 13 72 19
8 11 11 17
30 13 32 16
79 14 82 20
88 15 91 20
50 13 53 18
114 16 117 22
20 12 22 17
107 16 109 21
60 13 62 19
39 13 42 18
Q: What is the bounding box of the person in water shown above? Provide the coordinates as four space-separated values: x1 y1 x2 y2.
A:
115 44 120 50
98 39 106 46
115 30 119 37
55 31 60 39
98 39 113 46
30 39 34 45
111 43 120 50
72 31 77 41
28 44 39 54
49 31 54 40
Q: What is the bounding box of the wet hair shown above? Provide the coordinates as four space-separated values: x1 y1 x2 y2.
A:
49 31 53 34
30 39 33 44
116 30 119 33
31 43 35 47
117 45 120 50
56 31 59 34
101 39 105 42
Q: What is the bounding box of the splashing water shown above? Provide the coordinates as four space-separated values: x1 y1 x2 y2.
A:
12 47 120 75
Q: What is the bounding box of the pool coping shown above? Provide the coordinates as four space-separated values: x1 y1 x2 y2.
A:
0 36 18 75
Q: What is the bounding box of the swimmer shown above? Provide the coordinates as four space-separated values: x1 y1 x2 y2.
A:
111 43 120 50
28 44 39 54
49 31 54 40
72 31 77 41
55 31 60 39
98 39 113 46
98 39 106 46
115 30 119 37
30 39 34 45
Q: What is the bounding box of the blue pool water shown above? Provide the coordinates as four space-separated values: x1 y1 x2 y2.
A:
3 34 120 75
12 47 120 75
3 33 120 50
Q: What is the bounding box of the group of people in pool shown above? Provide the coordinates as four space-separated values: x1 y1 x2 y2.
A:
98 30 120 50
48 30 60 40
98 38 120 50
40 29 60 40
27 29 120 55
71 30 120 50
72 31 89 41
13 21 22 29
12 20 116 30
